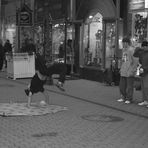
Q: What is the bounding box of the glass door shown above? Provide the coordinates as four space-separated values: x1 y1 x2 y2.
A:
103 19 116 69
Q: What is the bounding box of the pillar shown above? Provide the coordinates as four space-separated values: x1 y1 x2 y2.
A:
70 0 76 74
0 0 1 40
115 0 120 66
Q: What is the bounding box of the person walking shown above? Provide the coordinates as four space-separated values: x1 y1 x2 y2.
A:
117 37 138 104
133 41 148 106
4 39 12 53
26 38 36 54
0 40 4 71
4 39 12 68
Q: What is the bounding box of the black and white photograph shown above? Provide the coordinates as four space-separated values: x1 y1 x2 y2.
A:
0 0 148 148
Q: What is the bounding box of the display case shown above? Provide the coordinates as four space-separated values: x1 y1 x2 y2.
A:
6 52 35 79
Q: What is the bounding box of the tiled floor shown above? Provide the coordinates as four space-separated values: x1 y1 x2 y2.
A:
0 71 148 148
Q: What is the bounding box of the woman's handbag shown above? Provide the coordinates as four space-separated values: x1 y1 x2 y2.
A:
134 77 141 91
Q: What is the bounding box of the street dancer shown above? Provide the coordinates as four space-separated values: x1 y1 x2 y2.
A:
25 50 67 108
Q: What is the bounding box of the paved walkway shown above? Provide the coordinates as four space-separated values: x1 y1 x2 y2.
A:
3 70 147 118
1 70 148 118
0 70 148 148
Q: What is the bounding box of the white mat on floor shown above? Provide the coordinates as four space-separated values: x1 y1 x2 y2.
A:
0 103 67 116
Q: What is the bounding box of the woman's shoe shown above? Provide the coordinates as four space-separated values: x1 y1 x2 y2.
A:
125 100 131 104
117 98 124 102
138 101 148 106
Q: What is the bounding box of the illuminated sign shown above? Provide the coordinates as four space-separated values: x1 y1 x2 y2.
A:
16 4 32 26
145 0 148 8
129 0 148 11
20 11 31 25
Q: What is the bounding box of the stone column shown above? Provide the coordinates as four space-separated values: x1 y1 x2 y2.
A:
115 0 120 67
70 0 76 74
0 0 1 40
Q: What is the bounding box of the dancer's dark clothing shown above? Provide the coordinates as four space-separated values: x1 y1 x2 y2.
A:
29 73 46 94
26 54 67 95
35 53 48 75
46 63 67 83
35 53 67 83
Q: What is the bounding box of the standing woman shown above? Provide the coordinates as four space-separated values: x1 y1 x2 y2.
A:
0 40 4 71
133 41 148 106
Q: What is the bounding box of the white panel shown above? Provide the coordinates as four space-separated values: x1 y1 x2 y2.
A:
6 53 35 79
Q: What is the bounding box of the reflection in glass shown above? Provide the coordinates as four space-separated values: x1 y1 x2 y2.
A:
83 12 103 67
105 23 116 68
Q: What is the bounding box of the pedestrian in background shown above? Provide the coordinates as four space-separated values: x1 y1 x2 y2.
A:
117 37 138 104
0 40 4 71
133 41 148 106
4 39 12 68
28 38 36 53
21 38 36 54
58 39 72 62
4 39 12 53
25 38 36 54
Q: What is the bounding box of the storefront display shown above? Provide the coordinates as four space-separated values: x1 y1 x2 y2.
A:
52 23 65 60
80 12 123 70
104 22 116 68
52 23 72 64
129 0 148 45
132 12 148 43
82 12 103 67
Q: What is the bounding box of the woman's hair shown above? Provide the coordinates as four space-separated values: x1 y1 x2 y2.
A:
141 41 148 47
122 37 131 44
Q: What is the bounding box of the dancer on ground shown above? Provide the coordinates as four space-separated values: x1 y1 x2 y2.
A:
25 50 67 108
117 37 138 104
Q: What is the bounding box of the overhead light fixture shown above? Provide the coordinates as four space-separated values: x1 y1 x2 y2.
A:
7 28 15 32
54 24 59 27
89 15 93 19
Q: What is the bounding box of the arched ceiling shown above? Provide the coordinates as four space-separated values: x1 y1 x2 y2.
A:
76 0 116 20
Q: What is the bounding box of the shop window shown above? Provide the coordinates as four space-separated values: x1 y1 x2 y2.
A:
52 23 72 64
52 23 65 60
82 12 103 67
132 12 148 44
104 22 116 68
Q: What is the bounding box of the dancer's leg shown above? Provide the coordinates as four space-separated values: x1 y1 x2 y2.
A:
47 63 67 91
58 63 67 83
27 91 32 108
42 90 50 105
47 63 66 82
55 63 67 91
